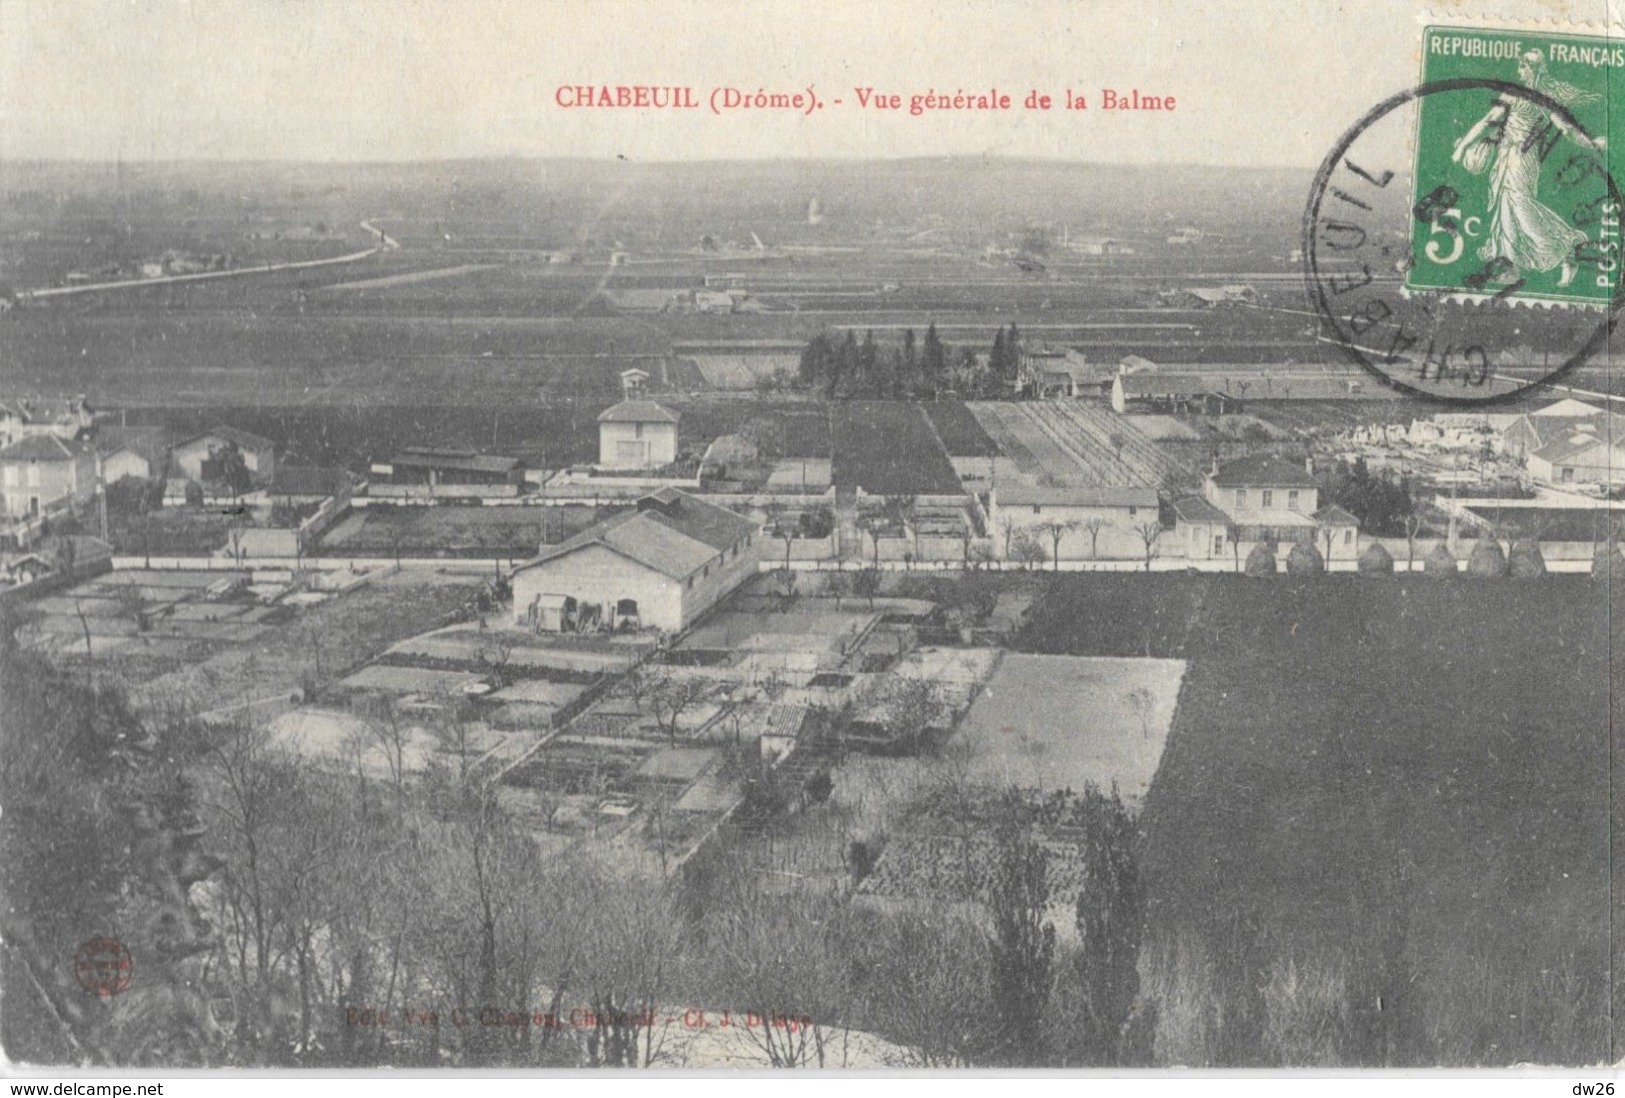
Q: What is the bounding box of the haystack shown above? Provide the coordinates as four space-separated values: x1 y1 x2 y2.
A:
1466 538 1508 578
1357 541 1394 576
1422 543 1457 577
1286 541 1324 576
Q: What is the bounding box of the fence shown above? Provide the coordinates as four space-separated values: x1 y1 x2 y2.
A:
0 559 113 608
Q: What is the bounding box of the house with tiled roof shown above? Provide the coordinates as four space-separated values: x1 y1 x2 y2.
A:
1525 419 1625 488
511 488 759 633
0 434 98 519
1172 454 1358 561
173 425 276 486
597 400 679 469
97 426 171 483
0 395 94 446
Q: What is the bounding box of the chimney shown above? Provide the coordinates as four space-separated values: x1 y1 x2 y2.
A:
1209 453 1219 477
1305 455 1315 476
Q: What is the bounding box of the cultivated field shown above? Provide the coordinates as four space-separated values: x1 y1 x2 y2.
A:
954 654 1184 804
830 402 962 495
319 503 606 557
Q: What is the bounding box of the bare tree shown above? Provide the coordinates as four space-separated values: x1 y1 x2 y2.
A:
1404 513 1424 573
1134 521 1163 572
772 565 798 610
646 669 713 746
567 868 683 1067
477 635 517 689
1031 520 1078 572
114 584 150 633
1082 516 1106 560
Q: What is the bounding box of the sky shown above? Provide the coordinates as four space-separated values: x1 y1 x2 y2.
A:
0 0 1616 165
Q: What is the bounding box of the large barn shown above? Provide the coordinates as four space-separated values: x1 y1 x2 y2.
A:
511 488 760 634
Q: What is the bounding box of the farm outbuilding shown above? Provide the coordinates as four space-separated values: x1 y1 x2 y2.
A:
173 426 276 486
991 483 1159 561
511 488 759 634
597 400 680 469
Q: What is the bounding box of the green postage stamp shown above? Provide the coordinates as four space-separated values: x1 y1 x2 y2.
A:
1409 25 1622 308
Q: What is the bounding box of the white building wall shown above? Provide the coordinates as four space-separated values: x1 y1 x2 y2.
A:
512 544 685 631
1204 479 1319 520
173 438 273 482
103 450 151 482
598 422 678 468
996 503 1151 560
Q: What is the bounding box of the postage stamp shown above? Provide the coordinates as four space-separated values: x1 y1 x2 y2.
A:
1408 25 1622 308
1303 23 1624 403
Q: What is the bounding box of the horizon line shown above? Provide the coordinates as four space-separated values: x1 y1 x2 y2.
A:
0 153 1317 172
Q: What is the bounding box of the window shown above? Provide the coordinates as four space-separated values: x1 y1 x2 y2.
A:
688 576 695 588
703 564 710 577
1129 507 1138 517
1032 505 1042 515
1288 489 1299 510
1214 533 1225 554
1235 489 1247 507
1344 529 1353 545
1261 490 1274 508
1562 467 1574 482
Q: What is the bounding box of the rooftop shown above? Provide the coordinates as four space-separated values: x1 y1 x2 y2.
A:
518 489 758 581
271 464 362 496
998 483 1159 509
1171 495 1231 524
96 426 169 464
598 399 679 425
0 434 91 461
179 424 275 452
390 447 521 474
1208 454 1319 488
1312 503 1361 526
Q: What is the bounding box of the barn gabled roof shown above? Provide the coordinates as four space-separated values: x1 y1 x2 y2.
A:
515 490 757 581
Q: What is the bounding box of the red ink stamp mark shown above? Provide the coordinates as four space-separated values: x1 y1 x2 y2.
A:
73 937 133 998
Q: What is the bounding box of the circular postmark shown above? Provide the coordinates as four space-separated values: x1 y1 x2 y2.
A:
72 936 134 998
1304 78 1624 405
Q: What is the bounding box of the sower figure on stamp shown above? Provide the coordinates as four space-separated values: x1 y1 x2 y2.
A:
1451 48 1607 287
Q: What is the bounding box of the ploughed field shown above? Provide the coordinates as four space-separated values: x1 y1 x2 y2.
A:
1013 573 1612 1065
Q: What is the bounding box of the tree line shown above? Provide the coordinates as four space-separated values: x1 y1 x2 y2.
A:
797 323 1024 400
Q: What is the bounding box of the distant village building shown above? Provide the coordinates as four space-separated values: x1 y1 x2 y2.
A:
1501 400 1609 462
1525 422 1625 488
369 447 523 497
0 395 94 447
1069 235 1135 256
96 426 170 483
1112 371 1241 415
173 426 277 485
598 400 679 469
991 484 1159 560
511 488 759 633
1158 284 1259 308
1172 454 1356 560
0 435 98 518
